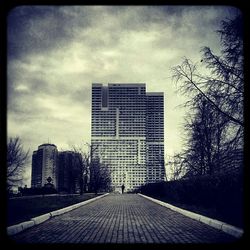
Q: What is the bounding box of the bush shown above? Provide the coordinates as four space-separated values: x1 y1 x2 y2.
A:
141 172 243 227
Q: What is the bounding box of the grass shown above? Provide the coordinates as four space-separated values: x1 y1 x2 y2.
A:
7 193 103 227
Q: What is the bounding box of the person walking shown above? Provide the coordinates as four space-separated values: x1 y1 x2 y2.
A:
121 184 125 194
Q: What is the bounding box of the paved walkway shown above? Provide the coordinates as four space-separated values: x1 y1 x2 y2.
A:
10 194 236 243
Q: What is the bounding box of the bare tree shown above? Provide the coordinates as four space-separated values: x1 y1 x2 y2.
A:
71 143 112 194
7 137 29 191
166 154 187 181
172 94 243 178
171 15 243 177
89 157 112 194
71 144 95 195
182 94 233 176
172 15 243 128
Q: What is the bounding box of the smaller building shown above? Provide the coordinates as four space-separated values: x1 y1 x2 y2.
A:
31 143 58 189
31 144 85 194
57 151 83 194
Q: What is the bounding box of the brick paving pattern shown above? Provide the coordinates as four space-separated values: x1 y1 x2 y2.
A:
10 194 237 243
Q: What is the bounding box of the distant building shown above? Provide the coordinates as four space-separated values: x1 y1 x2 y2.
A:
31 150 42 188
31 145 84 193
57 151 82 193
91 83 165 192
31 143 58 189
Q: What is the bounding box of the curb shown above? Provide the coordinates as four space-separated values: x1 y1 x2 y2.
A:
138 193 243 238
7 193 109 236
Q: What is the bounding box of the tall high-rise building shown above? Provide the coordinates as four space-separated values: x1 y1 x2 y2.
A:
91 83 165 192
31 143 58 188
146 93 165 183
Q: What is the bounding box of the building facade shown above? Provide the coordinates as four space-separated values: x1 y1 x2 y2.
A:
57 151 82 193
146 93 165 183
31 143 58 188
91 83 165 192
31 146 84 193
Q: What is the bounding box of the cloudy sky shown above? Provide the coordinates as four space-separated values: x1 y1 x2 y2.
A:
7 5 240 185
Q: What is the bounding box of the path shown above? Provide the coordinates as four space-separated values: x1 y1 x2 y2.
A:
10 194 236 243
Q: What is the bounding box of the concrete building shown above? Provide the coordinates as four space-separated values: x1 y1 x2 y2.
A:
31 146 84 193
31 143 58 189
146 93 165 183
57 151 82 193
91 83 165 192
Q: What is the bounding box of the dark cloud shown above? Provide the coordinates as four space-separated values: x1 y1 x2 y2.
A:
8 6 238 61
8 6 92 60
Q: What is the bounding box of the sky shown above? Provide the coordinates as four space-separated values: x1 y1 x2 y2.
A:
7 5 240 185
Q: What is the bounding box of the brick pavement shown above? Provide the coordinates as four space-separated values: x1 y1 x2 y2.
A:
9 194 237 243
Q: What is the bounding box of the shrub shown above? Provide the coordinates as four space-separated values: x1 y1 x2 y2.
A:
141 172 243 227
